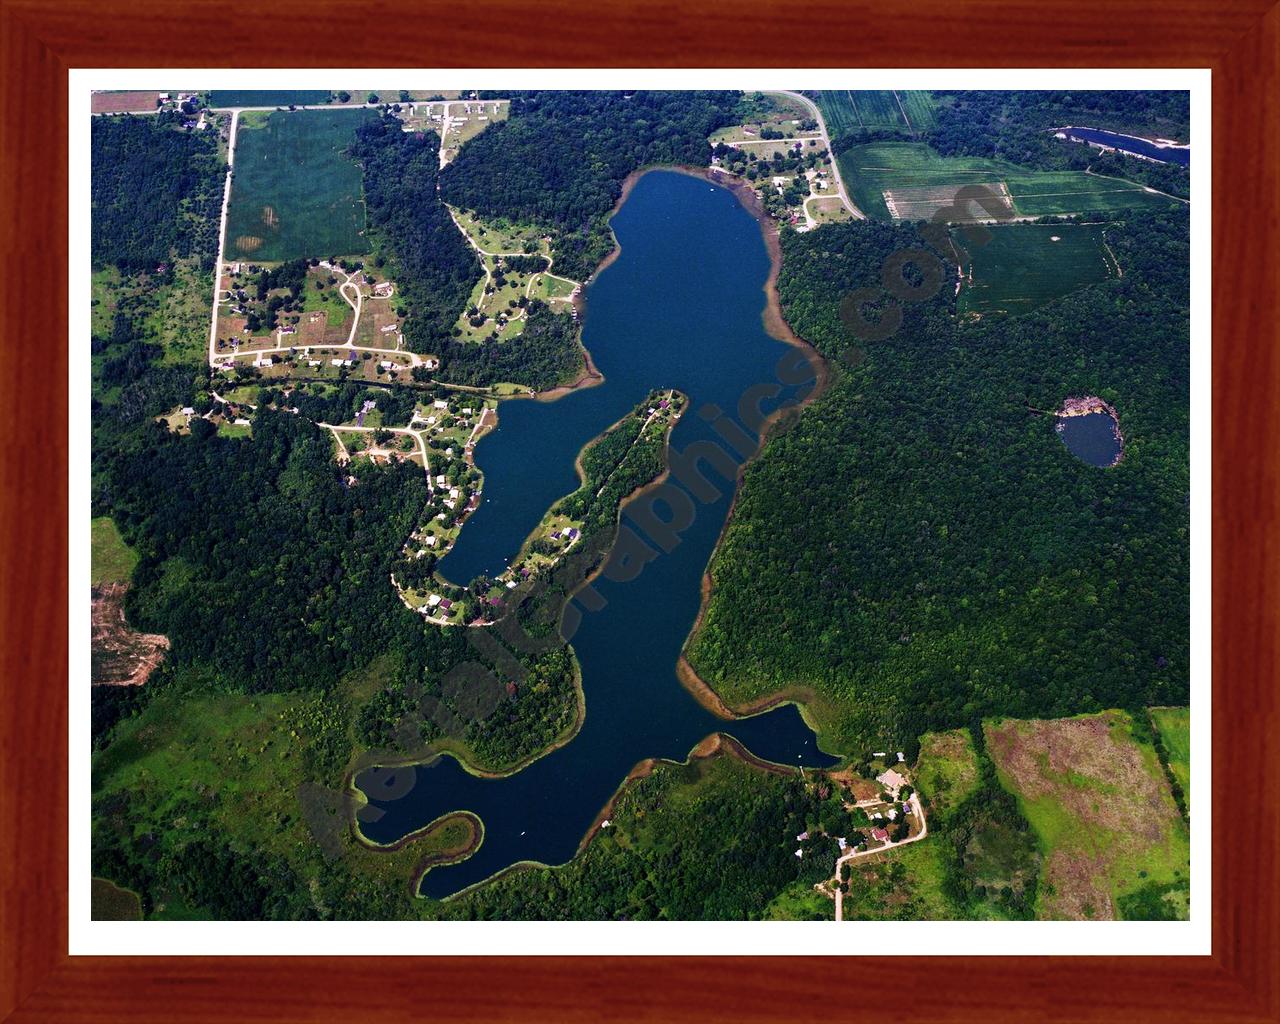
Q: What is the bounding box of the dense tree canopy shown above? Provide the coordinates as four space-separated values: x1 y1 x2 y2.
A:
91 112 225 273
348 116 480 352
688 209 1190 752
434 300 585 391
442 91 742 280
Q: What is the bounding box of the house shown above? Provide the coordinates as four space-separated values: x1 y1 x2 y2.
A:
435 474 448 487
836 837 847 850
307 360 322 367
330 359 344 367
871 828 890 843
438 599 453 612
433 400 448 410
794 849 803 859
180 406 194 416
877 768 908 793
233 418 250 426
427 594 442 607
253 356 272 368
380 360 394 369
795 831 809 842
424 535 437 547
888 808 898 821
380 323 398 333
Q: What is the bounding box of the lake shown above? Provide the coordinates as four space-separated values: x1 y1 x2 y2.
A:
1058 126 1190 167
1057 412 1123 467
355 170 838 899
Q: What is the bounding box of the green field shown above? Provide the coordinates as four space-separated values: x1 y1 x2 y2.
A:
838 142 1182 221
225 108 377 262
986 710 1190 921
898 91 939 131
91 517 138 585
1150 706 1190 804
209 90 332 108
816 91 936 135
957 223 1116 315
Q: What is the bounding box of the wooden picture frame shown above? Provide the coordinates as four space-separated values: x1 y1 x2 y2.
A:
2 1 1275 1019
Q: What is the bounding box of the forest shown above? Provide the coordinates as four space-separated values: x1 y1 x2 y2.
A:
91 112 225 272
442 91 742 280
687 208 1190 753
434 301 585 392
435 751 827 920
926 91 1191 198
347 116 480 351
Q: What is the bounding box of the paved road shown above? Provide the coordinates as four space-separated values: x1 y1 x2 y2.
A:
778 91 865 220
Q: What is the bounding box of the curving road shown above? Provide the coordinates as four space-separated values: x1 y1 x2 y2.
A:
778 91 865 220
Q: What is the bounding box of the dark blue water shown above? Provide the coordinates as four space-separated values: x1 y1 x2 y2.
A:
1057 412 1123 467
356 170 838 898
1060 127 1190 167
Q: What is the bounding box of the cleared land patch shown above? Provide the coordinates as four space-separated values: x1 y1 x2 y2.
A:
956 223 1116 315
225 108 377 262
91 91 160 114
884 181 1014 222
91 582 169 686
985 711 1190 921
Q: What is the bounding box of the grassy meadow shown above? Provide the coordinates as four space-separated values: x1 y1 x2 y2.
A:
91 517 138 585
1150 706 1191 805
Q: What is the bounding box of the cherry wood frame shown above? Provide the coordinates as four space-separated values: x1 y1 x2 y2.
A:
2 0 1276 1020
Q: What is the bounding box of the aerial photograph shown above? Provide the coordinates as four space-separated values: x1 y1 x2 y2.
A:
89 86 1191 923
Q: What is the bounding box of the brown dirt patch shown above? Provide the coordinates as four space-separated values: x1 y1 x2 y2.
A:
235 235 263 253
91 92 159 114
261 206 279 229
986 713 1171 842
986 712 1186 920
91 583 168 686
1042 850 1115 920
